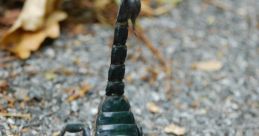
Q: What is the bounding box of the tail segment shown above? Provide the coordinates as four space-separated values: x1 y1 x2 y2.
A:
106 0 141 96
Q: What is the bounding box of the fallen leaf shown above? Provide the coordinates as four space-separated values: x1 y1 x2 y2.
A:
159 0 182 6
2 95 15 108
204 0 231 11
141 0 182 16
125 74 134 83
0 104 5 112
94 0 111 9
52 131 60 136
0 80 9 92
192 60 223 71
147 102 161 113
0 9 21 26
44 71 57 80
67 82 92 102
0 0 67 59
207 16 216 25
0 112 31 120
164 124 186 135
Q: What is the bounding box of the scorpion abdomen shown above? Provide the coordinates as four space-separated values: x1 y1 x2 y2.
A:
95 96 142 136
96 124 140 136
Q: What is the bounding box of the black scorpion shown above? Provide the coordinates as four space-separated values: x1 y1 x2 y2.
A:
60 0 142 135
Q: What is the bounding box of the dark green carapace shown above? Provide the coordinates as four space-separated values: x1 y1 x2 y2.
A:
95 96 142 136
61 0 142 135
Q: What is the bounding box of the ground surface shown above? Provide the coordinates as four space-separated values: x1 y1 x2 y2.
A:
0 0 259 135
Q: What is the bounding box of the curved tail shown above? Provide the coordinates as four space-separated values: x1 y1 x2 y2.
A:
96 0 142 135
106 0 141 96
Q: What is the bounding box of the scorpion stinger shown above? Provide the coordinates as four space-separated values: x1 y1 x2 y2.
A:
60 0 142 135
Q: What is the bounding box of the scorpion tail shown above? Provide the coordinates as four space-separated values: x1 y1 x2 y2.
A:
95 0 142 135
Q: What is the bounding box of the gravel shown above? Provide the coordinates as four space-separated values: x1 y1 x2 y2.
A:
0 0 258 135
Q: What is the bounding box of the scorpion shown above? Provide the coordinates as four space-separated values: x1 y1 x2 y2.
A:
60 0 142 135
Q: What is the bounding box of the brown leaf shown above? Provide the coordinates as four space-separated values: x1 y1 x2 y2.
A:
164 124 186 135
0 0 67 59
141 0 181 16
52 131 60 136
12 0 58 31
44 71 57 80
0 80 9 92
147 102 161 113
94 0 111 9
0 112 31 120
67 82 92 102
0 9 21 26
192 60 223 71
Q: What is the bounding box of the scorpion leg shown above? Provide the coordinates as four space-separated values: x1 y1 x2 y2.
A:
60 123 90 136
137 124 143 136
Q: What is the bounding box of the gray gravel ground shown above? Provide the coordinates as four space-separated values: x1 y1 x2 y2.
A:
0 0 259 135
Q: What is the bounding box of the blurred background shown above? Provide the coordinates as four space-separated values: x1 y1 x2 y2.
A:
0 0 258 135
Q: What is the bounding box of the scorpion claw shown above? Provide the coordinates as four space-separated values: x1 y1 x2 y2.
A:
137 124 143 136
60 123 90 136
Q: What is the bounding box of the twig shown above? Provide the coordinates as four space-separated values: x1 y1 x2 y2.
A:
134 25 173 95
204 0 231 11
135 25 167 68
164 61 173 100
0 112 31 119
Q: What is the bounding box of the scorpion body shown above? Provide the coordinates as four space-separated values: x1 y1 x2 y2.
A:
95 0 142 135
61 0 141 135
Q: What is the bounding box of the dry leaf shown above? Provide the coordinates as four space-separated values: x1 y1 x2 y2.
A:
44 71 57 80
164 124 186 135
52 131 60 136
147 102 161 113
67 82 92 102
0 9 21 26
192 60 223 71
0 0 67 59
141 0 182 16
2 95 15 108
0 80 9 92
0 112 31 120
94 0 111 9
